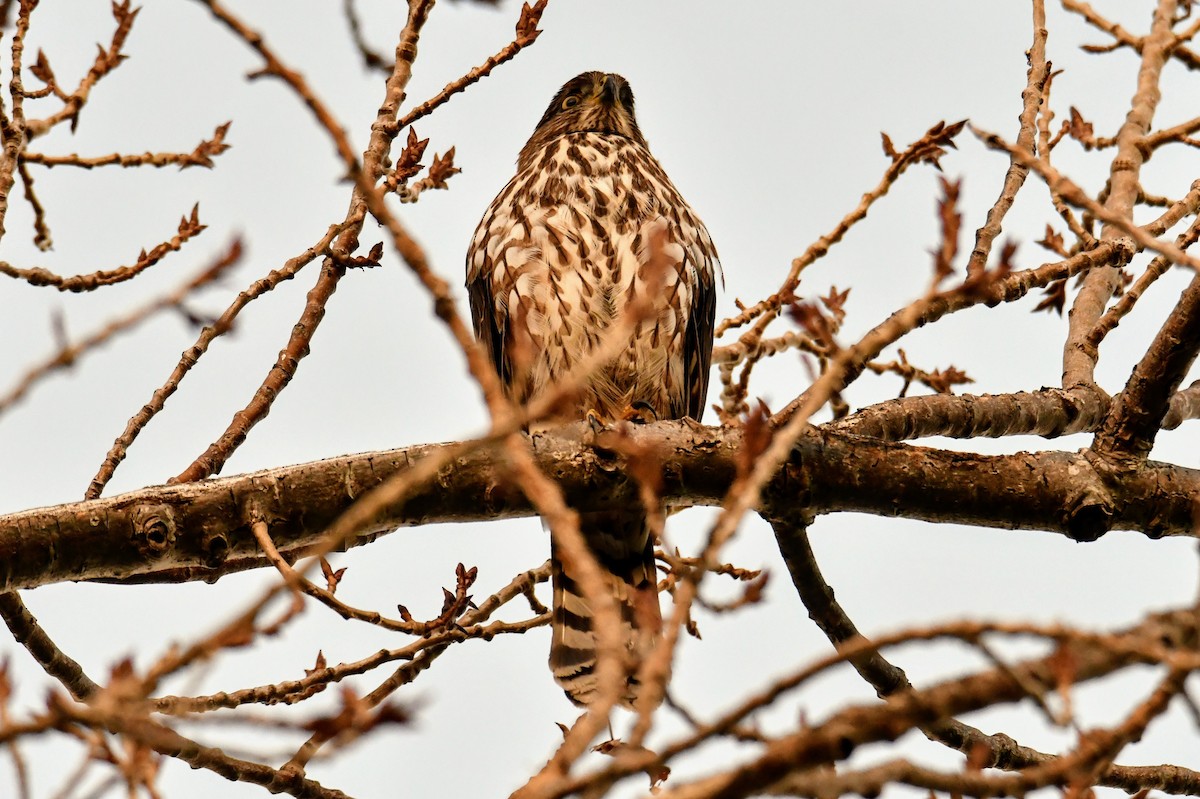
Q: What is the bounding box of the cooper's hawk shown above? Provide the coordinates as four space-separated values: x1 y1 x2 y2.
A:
467 71 719 706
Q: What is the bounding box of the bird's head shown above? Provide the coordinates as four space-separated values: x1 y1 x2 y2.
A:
520 71 647 163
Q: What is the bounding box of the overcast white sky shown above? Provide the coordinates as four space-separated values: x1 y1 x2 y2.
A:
1 2 1197 797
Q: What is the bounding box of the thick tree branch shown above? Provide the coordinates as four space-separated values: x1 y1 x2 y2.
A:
2 421 1198 592
829 381 1200 442
1164 379 1200 427
829 386 1107 441
1094 271 1200 460
1061 0 1177 389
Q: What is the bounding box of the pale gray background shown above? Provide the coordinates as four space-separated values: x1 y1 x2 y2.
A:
1 1 1196 797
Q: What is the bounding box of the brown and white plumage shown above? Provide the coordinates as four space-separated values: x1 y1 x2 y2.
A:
466 72 719 706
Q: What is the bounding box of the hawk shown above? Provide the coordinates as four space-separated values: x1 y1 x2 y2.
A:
467 71 719 706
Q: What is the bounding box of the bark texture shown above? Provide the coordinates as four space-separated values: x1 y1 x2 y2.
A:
3 420 1197 591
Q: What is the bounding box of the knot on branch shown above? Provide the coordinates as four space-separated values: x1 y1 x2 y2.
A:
130 504 176 557
1062 455 1115 542
1113 236 1137 267
202 530 230 572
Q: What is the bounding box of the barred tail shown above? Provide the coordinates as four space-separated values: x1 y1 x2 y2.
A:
549 510 662 707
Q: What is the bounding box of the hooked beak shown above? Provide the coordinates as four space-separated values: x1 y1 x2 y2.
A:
598 74 620 107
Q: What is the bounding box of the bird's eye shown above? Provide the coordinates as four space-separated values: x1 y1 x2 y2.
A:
562 95 580 110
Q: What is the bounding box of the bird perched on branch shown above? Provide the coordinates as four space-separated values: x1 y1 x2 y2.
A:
467 71 719 706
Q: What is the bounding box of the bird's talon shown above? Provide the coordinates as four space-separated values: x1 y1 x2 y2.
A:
586 408 606 434
623 401 658 425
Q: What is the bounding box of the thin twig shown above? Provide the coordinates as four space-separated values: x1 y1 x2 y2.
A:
169 0 437 485
965 0 1049 275
0 593 99 700
0 205 207 293
0 239 243 417
85 223 346 499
